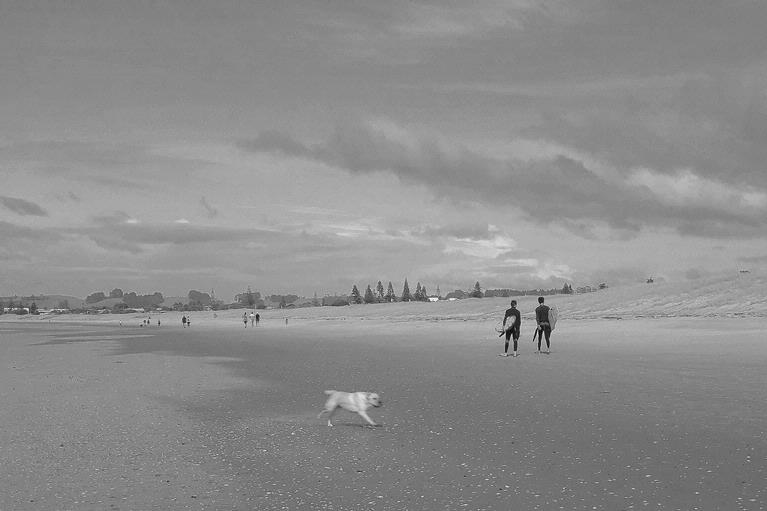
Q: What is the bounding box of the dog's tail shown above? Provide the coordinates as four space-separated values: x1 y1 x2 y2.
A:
324 390 337 395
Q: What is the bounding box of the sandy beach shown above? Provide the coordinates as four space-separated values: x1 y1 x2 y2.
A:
1 310 766 510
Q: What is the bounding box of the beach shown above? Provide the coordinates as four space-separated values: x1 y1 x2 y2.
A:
1 310 766 510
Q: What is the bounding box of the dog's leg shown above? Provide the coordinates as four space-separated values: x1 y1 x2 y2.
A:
357 410 378 427
325 406 337 427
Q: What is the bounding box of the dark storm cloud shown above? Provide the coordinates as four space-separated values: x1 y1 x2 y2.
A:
526 75 767 190
240 123 766 238
0 196 48 216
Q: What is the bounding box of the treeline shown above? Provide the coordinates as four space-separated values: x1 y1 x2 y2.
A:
86 288 165 310
0 299 40 315
347 278 431 305
342 281 576 305
484 283 574 297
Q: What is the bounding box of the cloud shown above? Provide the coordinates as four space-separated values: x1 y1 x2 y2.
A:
0 196 48 216
0 220 59 241
239 120 767 238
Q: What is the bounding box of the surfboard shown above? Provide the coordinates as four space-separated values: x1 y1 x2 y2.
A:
549 304 558 331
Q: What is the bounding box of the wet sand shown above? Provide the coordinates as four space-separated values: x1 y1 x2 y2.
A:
1 316 765 510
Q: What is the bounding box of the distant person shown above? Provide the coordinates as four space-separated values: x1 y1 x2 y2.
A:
500 300 521 357
285 317 288 326
243 311 248 328
535 297 552 354
250 312 255 327
186 316 190 327
255 313 260 326
182 315 187 328
157 319 161 327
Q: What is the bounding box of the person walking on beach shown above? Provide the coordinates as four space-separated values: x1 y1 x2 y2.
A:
255 313 260 326
182 315 187 328
243 311 248 328
250 312 255 327
535 297 552 354
500 300 521 357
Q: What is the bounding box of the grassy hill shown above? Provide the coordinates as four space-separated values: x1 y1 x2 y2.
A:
252 271 767 322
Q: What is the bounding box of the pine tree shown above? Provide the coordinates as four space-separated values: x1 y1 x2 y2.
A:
421 284 429 301
376 281 385 302
386 282 395 302
401 279 412 302
351 285 362 304
364 285 376 304
470 281 483 298
414 282 422 301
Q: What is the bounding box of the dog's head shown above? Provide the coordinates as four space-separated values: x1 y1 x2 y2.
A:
366 393 382 407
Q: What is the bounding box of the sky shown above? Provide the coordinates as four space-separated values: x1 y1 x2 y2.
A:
1 0 767 301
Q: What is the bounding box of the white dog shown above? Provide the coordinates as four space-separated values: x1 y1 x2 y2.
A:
318 390 382 427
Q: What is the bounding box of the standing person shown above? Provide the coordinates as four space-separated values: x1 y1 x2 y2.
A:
243 311 248 328
535 296 552 354
186 316 190 327
250 312 255 327
255 313 260 326
182 315 187 328
500 300 521 357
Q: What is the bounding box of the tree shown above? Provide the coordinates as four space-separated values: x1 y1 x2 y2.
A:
29 302 38 315
364 285 376 304
58 299 69 310
414 282 422 301
401 279 412 302
312 292 320 307
0 300 4 315
245 286 256 308
385 282 395 302
109 288 124 298
188 290 212 307
420 284 429 301
470 282 483 298
86 291 106 304
376 281 385 302
350 285 362 304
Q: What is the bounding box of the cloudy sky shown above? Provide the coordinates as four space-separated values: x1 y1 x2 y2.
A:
2 1 767 301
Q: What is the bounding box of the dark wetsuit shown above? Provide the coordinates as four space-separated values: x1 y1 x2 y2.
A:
503 307 521 354
535 304 551 350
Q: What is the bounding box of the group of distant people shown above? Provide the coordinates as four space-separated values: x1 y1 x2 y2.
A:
243 311 260 327
499 296 553 357
137 316 160 327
